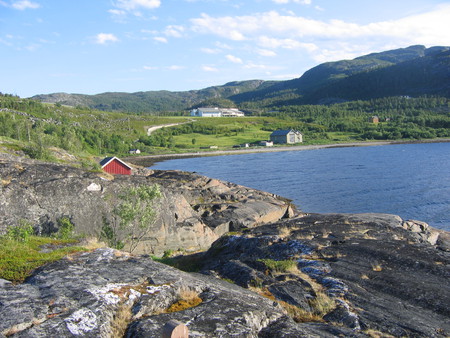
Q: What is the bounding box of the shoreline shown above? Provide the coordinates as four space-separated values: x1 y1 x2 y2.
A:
125 138 450 167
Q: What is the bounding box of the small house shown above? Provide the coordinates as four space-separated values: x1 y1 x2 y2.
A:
129 149 141 154
259 140 273 147
270 129 303 144
369 116 379 124
190 107 245 117
100 157 132 175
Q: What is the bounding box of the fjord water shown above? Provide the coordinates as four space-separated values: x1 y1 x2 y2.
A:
151 143 450 231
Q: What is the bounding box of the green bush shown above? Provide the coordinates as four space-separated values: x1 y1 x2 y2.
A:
5 220 34 242
0 235 86 282
57 217 75 240
101 184 162 252
257 259 298 273
23 143 53 161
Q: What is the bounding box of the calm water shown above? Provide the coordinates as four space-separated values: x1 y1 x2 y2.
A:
151 143 450 231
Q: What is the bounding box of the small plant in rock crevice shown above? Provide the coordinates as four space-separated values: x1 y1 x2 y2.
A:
101 184 162 253
257 258 299 274
165 287 202 313
5 219 34 242
56 217 75 240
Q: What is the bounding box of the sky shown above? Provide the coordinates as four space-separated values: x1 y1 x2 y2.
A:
1 0 450 98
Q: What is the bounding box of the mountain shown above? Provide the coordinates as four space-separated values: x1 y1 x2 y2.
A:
229 45 450 105
32 45 450 112
32 80 272 113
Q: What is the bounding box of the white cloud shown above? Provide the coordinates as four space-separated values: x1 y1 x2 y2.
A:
190 5 450 62
191 7 450 42
202 65 218 72
257 49 277 57
153 36 167 43
164 25 185 38
201 47 221 54
258 36 318 51
272 0 311 4
167 65 184 70
226 54 243 64
114 0 161 11
108 9 126 16
2 0 40 10
143 66 158 70
191 13 248 40
243 62 269 70
95 33 119 45
215 41 232 50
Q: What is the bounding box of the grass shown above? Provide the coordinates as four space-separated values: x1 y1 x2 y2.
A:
166 287 202 313
257 258 299 273
172 126 271 149
110 303 133 338
257 288 336 323
151 251 205 272
371 262 383 272
0 235 86 283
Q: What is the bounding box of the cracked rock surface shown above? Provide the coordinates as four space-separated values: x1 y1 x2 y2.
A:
0 156 293 255
0 248 286 337
199 213 450 337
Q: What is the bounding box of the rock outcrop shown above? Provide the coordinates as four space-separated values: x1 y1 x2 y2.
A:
1 155 449 337
198 213 450 337
0 248 289 337
0 155 293 255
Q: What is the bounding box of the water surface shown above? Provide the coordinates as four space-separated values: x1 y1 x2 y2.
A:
151 143 450 231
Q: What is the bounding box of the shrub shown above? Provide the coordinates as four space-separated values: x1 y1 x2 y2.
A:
57 217 75 240
166 287 202 313
5 220 34 242
101 184 162 252
0 235 86 282
257 259 298 273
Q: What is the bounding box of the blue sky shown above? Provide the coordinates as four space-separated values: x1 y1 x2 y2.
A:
1 0 449 97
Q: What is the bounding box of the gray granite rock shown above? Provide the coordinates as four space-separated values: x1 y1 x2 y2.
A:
199 213 450 337
0 156 293 255
0 248 286 337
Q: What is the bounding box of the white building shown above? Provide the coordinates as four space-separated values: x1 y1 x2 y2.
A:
190 107 245 117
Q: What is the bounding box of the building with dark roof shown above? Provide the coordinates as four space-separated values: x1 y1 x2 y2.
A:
100 157 132 175
270 129 303 144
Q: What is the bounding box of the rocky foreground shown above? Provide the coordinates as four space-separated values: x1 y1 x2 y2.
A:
1 155 449 337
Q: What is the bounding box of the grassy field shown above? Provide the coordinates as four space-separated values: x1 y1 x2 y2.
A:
0 236 86 283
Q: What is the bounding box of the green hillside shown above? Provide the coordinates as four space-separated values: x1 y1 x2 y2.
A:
31 45 450 113
32 80 271 114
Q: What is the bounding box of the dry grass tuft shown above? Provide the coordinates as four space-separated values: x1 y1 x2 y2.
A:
254 285 335 323
79 237 107 250
110 303 132 338
166 287 202 313
371 262 383 272
96 171 114 180
257 259 299 274
278 300 323 323
364 328 396 338
309 292 336 316
278 226 291 238
1 176 12 186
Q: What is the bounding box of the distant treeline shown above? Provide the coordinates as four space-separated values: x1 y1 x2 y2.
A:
1 93 449 162
272 96 450 140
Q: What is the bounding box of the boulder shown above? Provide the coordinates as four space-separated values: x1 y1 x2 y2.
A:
198 213 450 337
0 156 294 255
0 248 287 337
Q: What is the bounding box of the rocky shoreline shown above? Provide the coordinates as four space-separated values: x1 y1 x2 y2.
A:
125 138 450 168
1 155 449 337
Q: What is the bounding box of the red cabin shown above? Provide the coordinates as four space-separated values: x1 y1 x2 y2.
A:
100 157 132 175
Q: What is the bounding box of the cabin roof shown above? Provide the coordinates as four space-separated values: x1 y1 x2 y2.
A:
270 129 301 136
99 156 132 169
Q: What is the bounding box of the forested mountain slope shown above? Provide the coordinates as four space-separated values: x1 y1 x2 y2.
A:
32 45 450 113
